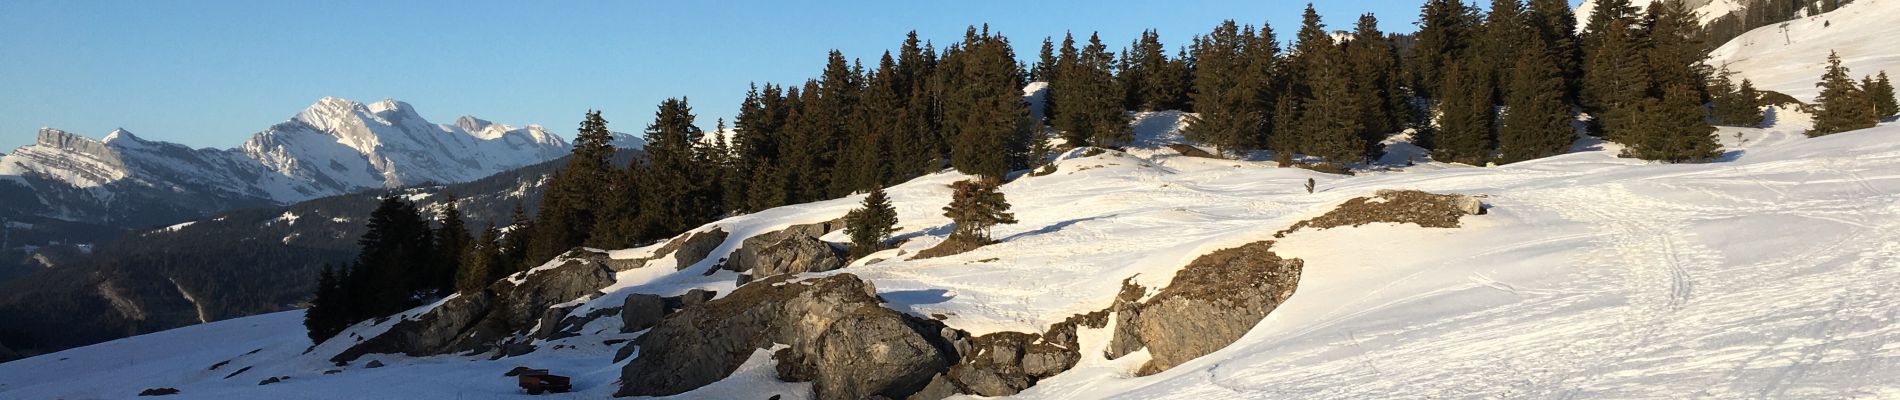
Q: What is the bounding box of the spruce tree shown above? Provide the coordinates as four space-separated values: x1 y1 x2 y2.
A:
1032 37 1058 83
1483 0 1529 96
347 195 436 318
1623 83 1721 162
844 186 900 258
638 97 712 236
942 179 1017 243
1579 0 1643 116
1053 32 1129 148
1527 0 1583 103
528 110 616 265
431 197 471 295
1184 20 1268 156
1497 37 1576 164
500 202 533 272
1871 71 1898 119
304 263 351 343
1436 61 1496 165
747 160 789 212
1810 51 1878 136
1710 69 1765 127
1347 13 1401 158
1407 0 1480 99
1291 5 1367 165
455 224 501 293
942 26 1033 179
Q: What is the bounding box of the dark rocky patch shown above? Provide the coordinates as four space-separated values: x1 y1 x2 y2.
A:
1276 189 1483 237
137 387 180 396
1165 144 1219 159
222 366 252 379
1107 241 1302 375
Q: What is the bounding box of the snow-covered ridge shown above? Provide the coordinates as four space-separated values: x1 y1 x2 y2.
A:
0 97 593 232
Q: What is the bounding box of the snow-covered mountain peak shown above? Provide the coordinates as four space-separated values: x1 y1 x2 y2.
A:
453 115 496 133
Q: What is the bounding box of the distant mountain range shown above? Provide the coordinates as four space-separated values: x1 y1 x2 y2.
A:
0 97 640 252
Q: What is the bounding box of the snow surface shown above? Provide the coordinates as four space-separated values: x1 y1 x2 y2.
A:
1708 0 1900 102
6 13 1900 400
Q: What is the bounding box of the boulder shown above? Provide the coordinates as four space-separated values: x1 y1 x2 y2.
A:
615 274 954 400
1108 241 1302 375
333 249 618 362
620 294 667 333
728 218 848 280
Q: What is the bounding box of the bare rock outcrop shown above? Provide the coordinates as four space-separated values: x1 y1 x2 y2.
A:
607 228 729 272
1105 241 1303 375
1277 190 1484 237
727 218 848 281
615 274 955 400
332 249 618 362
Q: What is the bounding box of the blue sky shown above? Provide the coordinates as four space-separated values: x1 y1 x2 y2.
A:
0 1 1580 151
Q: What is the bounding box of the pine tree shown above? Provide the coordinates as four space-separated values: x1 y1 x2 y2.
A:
500 202 533 272
638 97 712 236
1407 0 1480 99
942 26 1033 179
1032 37 1058 82
304 263 351 343
844 186 900 258
1623 83 1721 162
747 160 789 212
1527 0 1583 103
455 224 501 293
1871 71 1898 119
1185 20 1268 156
528 110 617 265
844 54 901 192
1053 32 1128 148
1497 37 1576 164
1347 13 1401 158
942 179 1017 243
1436 61 1496 165
1292 5 1367 165
347 195 436 318
1579 0 1643 116
1483 0 1529 96
1810 51 1878 136
431 196 471 295
1709 69 1765 127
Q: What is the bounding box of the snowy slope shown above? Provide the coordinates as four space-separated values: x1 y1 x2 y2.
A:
1575 0 1745 30
5 99 1898 398
1707 0 1900 102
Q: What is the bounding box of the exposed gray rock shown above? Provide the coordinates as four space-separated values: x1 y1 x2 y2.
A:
620 294 666 333
727 218 848 280
333 248 618 362
615 274 954 400
1108 241 1302 375
364 360 385 368
906 374 960 400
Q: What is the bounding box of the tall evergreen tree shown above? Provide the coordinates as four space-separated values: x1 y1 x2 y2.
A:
528 111 616 265
347 195 436 319
1526 0 1583 103
431 196 471 295
844 186 900 258
942 179 1017 243
1347 14 1402 157
1436 61 1496 165
1871 71 1897 119
499 202 533 272
1053 32 1129 148
1623 83 1721 161
942 26 1033 179
1581 14 1647 139
1294 5 1368 164
1031 37 1058 83
455 224 502 293
1497 38 1576 164
1184 20 1268 156
304 263 351 343
1482 0 1529 96
1709 69 1765 127
747 160 789 212
1810 51 1878 136
1407 0 1480 99
638 97 712 236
